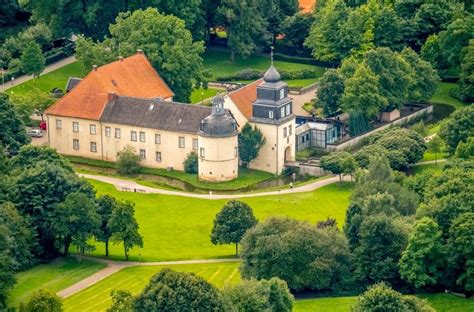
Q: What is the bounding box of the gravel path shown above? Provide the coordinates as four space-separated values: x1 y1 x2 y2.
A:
57 257 241 298
79 173 344 200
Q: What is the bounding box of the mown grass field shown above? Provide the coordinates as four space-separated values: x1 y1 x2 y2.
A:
190 87 219 104
63 262 240 312
8 258 106 308
294 294 474 312
85 180 352 262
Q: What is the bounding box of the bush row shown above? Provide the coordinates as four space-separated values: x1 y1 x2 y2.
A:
215 68 321 82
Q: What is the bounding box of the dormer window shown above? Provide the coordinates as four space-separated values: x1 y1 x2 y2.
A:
269 111 274 119
280 89 284 99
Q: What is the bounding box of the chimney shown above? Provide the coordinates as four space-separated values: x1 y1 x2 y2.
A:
108 92 117 103
119 56 124 61
136 49 143 54
92 64 98 71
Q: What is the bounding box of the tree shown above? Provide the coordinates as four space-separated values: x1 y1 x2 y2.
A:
315 69 345 116
448 213 474 294
399 217 445 289
96 195 116 257
54 192 99 262
354 144 388 168
439 106 474 154
427 136 444 165
353 282 434 312
240 217 352 292
238 123 266 167
217 0 270 62
455 136 474 159
117 146 140 174
341 64 387 118
376 128 427 167
458 39 474 103
210 200 258 256
75 8 209 102
20 42 45 79
14 162 95 259
133 269 226 311
109 201 143 261
183 151 198 174
0 225 15 309
281 13 314 51
0 202 36 271
223 278 293 312
10 89 56 122
20 289 62 312
348 110 370 137
0 94 30 155
107 290 133 312
10 145 74 172
320 151 357 182
353 214 409 285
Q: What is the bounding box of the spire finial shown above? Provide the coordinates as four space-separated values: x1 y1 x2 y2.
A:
270 46 274 65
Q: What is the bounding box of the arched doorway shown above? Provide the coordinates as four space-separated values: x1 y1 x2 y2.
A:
284 146 293 163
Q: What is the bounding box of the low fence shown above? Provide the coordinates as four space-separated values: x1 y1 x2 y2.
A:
326 104 434 151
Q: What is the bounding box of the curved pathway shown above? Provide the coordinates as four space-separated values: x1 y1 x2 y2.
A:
58 257 241 298
79 173 345 200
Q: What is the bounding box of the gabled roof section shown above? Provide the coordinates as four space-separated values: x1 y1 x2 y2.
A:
45 52 174 120
65 77 82 92
100 96 211 134
227 79 263 120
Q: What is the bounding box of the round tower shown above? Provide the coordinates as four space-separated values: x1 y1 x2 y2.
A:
198 95 239 182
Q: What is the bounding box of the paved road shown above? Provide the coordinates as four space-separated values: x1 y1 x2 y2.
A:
58 257 241 298
80 173 344 200
289 89 317 116
2 56 76 92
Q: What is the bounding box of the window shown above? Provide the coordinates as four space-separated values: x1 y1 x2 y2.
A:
105 126 111 137
139 149 146 159
179 136 185 148
280 107 285 118
73 122 79 132
280 89 284 99
286 105 290 115
155 134 161 144
115 128 121 139
200 147 205 158
90 124 96 135
73 139 79 150
139 131 145 142
289 125 292 136
192 138 198 150
90 142 97 152
131 131 137 142
269 110 274 119
283 127 287 138
234 146 238 157
155 151 162 162
56 119 62 130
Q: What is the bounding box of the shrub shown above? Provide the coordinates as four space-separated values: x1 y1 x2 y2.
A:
20 289 62 312
183 151 198 174
117 146 140 174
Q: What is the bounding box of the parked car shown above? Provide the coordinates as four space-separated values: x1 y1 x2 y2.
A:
27 129 43 138
39 120 47 130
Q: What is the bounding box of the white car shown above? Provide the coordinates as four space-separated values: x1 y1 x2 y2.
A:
27 129 43 138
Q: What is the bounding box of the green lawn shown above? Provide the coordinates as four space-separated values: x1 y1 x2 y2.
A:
63 262 240 312
422 151 447 162
85 180 352 262
190 87 219 104
294 294 474 312
430 82 465 109
411 162 444 175
7 62 85 96
8 257 106 308
203 50 325 87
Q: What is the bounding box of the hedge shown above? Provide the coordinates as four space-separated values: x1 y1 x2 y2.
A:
215 68 322 82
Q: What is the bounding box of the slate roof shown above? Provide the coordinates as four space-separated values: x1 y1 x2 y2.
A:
65 77 82 92
45 52 174 120
227 79 263 120
100 96 211 134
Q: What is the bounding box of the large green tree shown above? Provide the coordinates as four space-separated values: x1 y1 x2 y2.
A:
75 8 208 102
458 39 474 103
96 195 116 257
315 69 345 116
20 41 45 78
320 151 357 182
109 200 143 261
20 289 62 312
238 123 266 167
133 269 226 311
210 200 258 256
439 106 474 154
0 94 30 156
0 225 15 309
399 217 445 289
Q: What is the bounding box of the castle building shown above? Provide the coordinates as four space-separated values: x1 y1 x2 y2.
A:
45 51 295 181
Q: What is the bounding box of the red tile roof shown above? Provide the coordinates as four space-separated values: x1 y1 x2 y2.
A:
227 79 263 120
45 52 174 120
299 0 316 13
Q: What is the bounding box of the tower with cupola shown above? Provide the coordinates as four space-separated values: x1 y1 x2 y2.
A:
248 56 296 174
